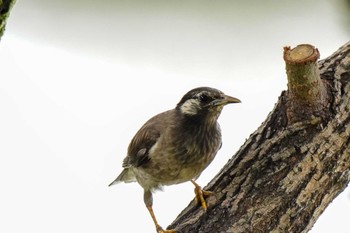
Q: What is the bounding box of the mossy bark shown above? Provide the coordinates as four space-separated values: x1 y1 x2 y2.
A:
0 0 16 39
169 42 350 233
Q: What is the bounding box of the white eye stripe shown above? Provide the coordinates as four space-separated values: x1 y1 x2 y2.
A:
180 99 201 115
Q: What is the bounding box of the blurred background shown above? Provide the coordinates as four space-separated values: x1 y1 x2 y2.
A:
0 0 349 232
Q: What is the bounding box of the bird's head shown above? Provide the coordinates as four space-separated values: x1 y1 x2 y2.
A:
176 87 241 120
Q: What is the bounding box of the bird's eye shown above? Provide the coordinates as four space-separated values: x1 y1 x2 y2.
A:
198 94 210 103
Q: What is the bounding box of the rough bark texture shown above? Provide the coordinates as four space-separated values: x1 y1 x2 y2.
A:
0 0 15 39
168 42 350 233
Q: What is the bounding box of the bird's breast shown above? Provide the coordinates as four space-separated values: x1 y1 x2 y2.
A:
153 123 221 183
133 120 222 189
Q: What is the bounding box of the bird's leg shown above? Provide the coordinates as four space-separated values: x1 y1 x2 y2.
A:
144 190 176 233
191 180 213 211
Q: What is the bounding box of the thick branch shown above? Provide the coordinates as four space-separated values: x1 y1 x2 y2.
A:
0 0 16 39
168 42 350 233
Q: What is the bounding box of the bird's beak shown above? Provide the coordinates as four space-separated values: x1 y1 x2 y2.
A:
222 95 241 105
212 95 241 106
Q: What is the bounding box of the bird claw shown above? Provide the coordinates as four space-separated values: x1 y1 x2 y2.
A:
158 230 177 233
191 180 213 211
156 226 177 233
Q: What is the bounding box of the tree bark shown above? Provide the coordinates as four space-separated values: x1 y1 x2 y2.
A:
169 42 350 233
0 0 16 39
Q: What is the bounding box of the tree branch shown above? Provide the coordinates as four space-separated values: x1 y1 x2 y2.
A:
168 42 350 233
0 0 16 39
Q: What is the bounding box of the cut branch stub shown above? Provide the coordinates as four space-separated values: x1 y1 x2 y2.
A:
284 44 329 124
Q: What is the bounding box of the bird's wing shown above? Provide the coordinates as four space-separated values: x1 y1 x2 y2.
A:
123 110 172 168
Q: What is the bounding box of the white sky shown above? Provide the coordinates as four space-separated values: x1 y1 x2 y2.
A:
0 1 349 232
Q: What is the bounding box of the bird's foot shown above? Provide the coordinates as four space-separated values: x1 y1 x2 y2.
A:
191 180 213 211
194 187 213 211
146 204 177 233
156 225 177 233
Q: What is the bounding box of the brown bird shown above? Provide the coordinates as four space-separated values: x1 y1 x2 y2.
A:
109 87 240 233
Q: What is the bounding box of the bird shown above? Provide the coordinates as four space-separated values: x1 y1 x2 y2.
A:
109 87 240 233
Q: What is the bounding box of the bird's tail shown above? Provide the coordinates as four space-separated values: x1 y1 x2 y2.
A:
108 168 136 187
